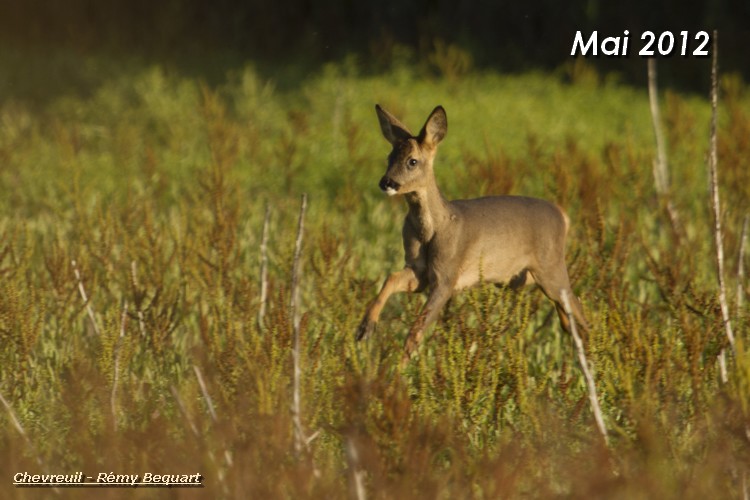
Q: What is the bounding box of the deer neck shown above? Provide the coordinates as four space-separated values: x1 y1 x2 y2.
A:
404 177 452 243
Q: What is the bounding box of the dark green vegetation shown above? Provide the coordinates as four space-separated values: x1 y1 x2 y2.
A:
1 49 750 498
4 0 750 88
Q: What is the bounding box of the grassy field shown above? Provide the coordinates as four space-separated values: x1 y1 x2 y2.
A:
1 48 750 498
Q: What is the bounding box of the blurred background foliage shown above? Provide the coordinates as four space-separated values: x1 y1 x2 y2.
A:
1 0 749 92
1 2 750 498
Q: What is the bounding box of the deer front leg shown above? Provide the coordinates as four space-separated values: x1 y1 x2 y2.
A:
356 267 423 341
400 284 453 367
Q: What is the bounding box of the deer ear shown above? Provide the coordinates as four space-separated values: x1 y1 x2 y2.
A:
376 105 413 145
418 106 447 148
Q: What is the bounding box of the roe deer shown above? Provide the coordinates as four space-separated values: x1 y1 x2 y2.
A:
356 104 587 366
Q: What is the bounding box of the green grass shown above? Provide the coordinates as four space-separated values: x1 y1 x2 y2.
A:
1 49 749 498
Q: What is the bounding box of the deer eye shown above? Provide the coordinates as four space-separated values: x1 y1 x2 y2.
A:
407 158 418 169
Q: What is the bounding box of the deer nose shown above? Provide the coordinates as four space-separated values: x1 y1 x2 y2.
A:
379 176 400 193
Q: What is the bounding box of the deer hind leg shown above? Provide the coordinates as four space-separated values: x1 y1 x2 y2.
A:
531 264 588 335
356 267 423 341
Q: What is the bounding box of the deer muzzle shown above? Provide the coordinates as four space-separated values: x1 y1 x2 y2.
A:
379 176 400 196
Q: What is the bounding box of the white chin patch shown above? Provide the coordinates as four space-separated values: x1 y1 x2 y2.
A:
384 187 398 196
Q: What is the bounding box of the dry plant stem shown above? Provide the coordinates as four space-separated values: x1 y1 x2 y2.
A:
171 386 228 491
648 58 669 194
708 30 736 363
1 391 59 494
0 391 29 440
111 302 128 431
346 437 367 500
287 194 321 457
738 214 748 312
561 289 609 445
726 209 741 372
193 365 234 467
718 350 728 385
193 364 218 423
258 204 271 330
170 386 199 437
72 259 100 335
291 193 308 455
647 58 681 235
131 261 147 337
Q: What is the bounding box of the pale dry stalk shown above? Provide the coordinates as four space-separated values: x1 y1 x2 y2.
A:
346 436 367 500
707 31 736 380
561 289 609 445
737 214 748 312
170 386 228 492
291 193 308 455
111 302 128 431
258 204 271 330
288 194 322 461
72 259 100 335
131 261 147 337
1 391 59 494
193 364 234 467
647 58 681 235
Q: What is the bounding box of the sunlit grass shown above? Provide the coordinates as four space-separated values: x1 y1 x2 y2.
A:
1 49 749 498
